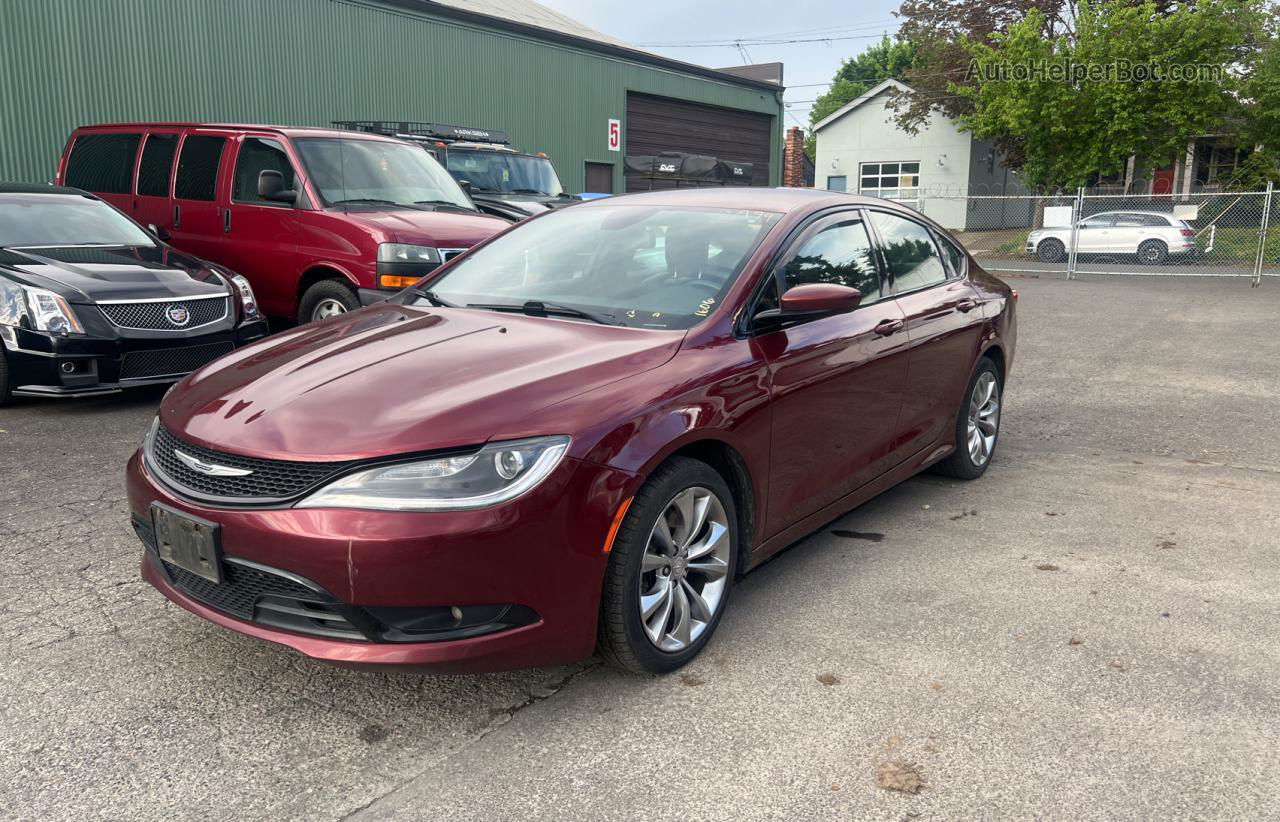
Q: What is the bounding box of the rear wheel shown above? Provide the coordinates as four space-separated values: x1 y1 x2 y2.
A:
298 279 359 324
1036 238 1065 263
597 457 738 674
0 347 11 406
933 357 1002 480
1137 239 1168 265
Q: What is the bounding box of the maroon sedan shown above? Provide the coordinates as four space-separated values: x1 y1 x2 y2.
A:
126 188 1015 674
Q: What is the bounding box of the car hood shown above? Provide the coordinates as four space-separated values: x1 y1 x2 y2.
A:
162 303 684 461
0 245 229 303
335 207 506 247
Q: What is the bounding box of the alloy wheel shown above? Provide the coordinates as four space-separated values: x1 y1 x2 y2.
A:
312 298 349 321
638 486 731 653
967 371 1000 466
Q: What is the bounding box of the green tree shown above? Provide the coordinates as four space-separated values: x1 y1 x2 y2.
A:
936 0 1265 188
805 36 918 158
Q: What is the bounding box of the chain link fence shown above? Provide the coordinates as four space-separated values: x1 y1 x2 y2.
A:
916 183 1277 287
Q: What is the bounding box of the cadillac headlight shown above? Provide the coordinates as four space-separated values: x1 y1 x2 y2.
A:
229 274 259 319
296 436 571 511
377 244 441 264
23 286 84 334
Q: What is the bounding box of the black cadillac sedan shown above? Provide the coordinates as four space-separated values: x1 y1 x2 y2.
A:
0 185 268 404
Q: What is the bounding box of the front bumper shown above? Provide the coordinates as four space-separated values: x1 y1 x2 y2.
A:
2 319 269 398
125 449 635 673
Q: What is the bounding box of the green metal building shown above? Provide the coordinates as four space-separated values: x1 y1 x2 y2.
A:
0 0 784 193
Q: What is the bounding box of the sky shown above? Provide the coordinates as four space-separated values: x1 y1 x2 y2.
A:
537 0 904 126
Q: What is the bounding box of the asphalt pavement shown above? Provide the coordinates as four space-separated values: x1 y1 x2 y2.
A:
2 272 1277 820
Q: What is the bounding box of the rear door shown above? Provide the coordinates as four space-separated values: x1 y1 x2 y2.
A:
869 210 985 457
60 130 141 212
760 209 910 536
220 134 301 315
134 129 181 230
168 129 236 264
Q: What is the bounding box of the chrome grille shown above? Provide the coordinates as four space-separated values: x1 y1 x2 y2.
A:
149 424 355 502
100 296 229 330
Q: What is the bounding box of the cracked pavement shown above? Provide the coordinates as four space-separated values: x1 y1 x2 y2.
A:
2 274 1278 820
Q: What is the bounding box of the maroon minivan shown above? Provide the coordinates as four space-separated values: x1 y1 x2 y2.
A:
57 124 506 323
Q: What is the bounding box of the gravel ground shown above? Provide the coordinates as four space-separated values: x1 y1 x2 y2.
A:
2 273 1277 821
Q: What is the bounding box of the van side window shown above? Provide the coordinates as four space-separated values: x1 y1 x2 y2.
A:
137 134 178 197
233 139 297 205
869 211 948 294
65 133 141 194
174 136 226 201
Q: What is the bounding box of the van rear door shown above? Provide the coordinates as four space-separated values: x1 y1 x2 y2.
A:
134 129 181 231
168 128 236 265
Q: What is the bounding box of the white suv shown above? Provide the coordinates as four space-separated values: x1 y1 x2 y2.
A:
1026 210 1198 264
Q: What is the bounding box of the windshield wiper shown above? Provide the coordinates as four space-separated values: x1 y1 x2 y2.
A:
414 200 477 212
331 198 427 210
412 289 457 308
508 188 549 196
466 300 617 326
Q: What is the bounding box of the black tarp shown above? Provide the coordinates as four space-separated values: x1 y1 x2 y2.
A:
623 151 753 184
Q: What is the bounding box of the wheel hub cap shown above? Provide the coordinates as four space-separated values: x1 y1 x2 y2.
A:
637 486 731 653
966 372 1000 467
314 299 348 321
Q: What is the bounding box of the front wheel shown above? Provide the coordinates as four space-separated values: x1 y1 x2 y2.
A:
298 279 359 324
597 457 738 674
933 357 1002 480
1036 238 1065 263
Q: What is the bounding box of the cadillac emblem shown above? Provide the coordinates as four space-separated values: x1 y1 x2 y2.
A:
166 305 191 327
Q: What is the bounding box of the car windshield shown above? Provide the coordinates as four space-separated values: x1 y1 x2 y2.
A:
293 138 475 210
0 194 155 248
446 149 564 196
415 205 780 330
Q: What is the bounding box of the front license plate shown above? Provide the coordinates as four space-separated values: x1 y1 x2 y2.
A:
151 503 223 584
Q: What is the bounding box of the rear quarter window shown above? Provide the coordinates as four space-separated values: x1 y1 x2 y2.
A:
65 133 141 194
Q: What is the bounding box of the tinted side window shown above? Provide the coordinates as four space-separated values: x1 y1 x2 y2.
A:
137 134 178 197
781 217 880 299
233 138 297 204
936 232 966 277
869 211 948 293
65 133 141 194
174 136 226 201
1080 215 1115 228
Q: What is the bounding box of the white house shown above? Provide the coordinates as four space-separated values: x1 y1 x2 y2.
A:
812 79 1029 230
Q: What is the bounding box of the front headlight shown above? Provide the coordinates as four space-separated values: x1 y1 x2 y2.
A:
295 436 571 511
22 286 84 334
378 243 441 264
229 274 259 319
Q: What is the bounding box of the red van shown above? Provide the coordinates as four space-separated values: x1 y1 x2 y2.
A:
57 124 506 323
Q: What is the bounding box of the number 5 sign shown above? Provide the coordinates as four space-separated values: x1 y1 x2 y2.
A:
607 118 621 152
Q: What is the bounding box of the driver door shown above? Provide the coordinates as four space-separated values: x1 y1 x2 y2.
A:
757 210 910 537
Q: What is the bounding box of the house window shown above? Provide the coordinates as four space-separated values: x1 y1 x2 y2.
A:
859 162 920 206
826 175 847 192
1205 146 1244 186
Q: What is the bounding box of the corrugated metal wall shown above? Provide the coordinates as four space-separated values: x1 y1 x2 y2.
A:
0 0 782 192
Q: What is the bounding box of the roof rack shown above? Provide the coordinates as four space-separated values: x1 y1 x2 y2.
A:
332 121 510 146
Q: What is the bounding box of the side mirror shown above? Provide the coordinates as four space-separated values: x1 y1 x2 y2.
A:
755 283 862 327
148 224 171 243
457 179 475 201
257 170 297 203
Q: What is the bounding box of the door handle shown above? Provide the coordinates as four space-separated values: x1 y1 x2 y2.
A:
873 318 904 337
956 298 978 313
223 208 231 234
173 204 181 229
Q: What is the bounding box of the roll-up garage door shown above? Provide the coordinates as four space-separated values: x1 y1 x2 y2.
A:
625 92 773 192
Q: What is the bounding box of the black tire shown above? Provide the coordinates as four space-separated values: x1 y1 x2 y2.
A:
932 357 1002 480
1036 238 1065 263
297 279 359 325
1137 239 1168 265
0 347 11 407
597 456 739 674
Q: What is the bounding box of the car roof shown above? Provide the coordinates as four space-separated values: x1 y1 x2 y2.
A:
71 123 401 142
574 186 920 215
0 183 94 197
1092 210 1175 219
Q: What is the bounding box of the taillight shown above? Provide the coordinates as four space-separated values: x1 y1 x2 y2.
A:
1011 290 1018 302
1180 228 1194 237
